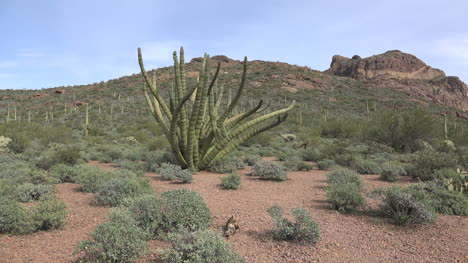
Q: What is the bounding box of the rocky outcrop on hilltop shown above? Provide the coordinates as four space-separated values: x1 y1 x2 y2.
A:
325 50 468 111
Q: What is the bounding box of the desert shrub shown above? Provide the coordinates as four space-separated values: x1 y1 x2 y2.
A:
364 109 442 152
158 163 193 183
49 164 80 183
320 119 360 138
93 177 152 206
208 156 245 174
267 205 320 245
0 179 15 199
367 152 400 164
142 150 167 172
351 158 382 174
316 159 337 170
107 207 139 226
425 168 458 182
381 162 407 182
326 183 366 212
0 198 34 235
413 151 459 180
29 169 60 185
301 148 323 162
160 230 245 263
333 153 359 167
282 159 313 171
31 199 67 231
15 183 54 202
251 160 288 181
326 168 363 190
379 188 436 225
36 145 82 170
220 173 241 190
407 182 468 216
76 165 111 193
159 189 212 233
74 222 149 263
114 159 145 172
242 154 261 166
121 194 162 235
366 141 396 154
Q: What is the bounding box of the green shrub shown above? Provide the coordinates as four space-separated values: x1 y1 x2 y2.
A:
36 145 82 170
160 230 245 263
282 159 313 171
351 158 382 174
15 183 54 202
326 183 366 212
381 162 406 182
242 154 261 166
379 188 436 225
220 173 241 190
76 165 111 193
251 160 288 181
121 194 162 235
316 159 337 170
364 109 442 152
267 206 320 245
413 151 459 180
0 198 34 235
49 164 80 183
107 207 137 223
142 150 167 172
115 159 145 172
0 179 15 199
326 168 363 190
93 177 152 207
74 222 149 263
159 163 193 183
159 189 212 233
207 157 245 174
301 148 323 162
31 199 67 231
333 153 359 167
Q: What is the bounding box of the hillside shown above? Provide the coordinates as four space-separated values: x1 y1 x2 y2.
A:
0 50 467 125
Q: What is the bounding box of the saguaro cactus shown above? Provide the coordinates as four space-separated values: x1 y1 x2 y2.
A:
138 47 295 171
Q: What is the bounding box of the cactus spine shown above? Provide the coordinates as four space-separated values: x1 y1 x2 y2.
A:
138 47 294 171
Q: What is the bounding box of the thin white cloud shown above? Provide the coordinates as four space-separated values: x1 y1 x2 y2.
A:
436 33 468 63
0 61 17 68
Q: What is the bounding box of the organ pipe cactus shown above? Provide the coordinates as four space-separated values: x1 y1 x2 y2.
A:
138 47 295 171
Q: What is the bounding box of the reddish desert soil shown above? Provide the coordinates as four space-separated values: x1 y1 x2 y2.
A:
1 161 467 263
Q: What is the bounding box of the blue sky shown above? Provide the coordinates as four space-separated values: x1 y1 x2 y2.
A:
1 0 467 90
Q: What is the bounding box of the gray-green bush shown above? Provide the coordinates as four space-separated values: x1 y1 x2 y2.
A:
93 177 152 206
326 168 363 190
159 163 193 183
326 183 366 212
220 173 241 190
251 160 288 181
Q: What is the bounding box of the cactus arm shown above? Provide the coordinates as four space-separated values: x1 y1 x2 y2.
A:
226 100 263 129
138 48 172 119
173 49 189 151
143 87 170 138
200 101 295 168
202 114 288 169
169 80 199 169
219 56 247 122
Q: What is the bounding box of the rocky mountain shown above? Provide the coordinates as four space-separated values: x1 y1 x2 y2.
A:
324 50 468 111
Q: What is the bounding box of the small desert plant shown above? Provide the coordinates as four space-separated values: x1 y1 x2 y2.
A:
31 199 67 231
49 164 80 183
160 230 245 263
15 183 54 202
351 158 382 174
114 159 146 172
74 222 149 263
267 205 320 245
251 160 288 181
326 168 363 190
316 159 337 170
379 188 436 225
93 177 152 206
207 156 245 174
159 188 212 233
107 207 139 226
381 162 406 182
159 163 193 183
413 150 459 180
121 194 162 236
326 183 366 212
242 154 261 166
76 165 112 193
282 159 313 171
0 198 34 235
220 172 241 190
